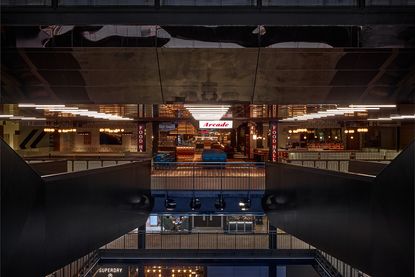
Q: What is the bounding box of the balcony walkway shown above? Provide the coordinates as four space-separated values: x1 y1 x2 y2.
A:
151 162 265 190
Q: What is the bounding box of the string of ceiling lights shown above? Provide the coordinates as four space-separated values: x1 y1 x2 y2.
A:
0 114 46 120
184 105 231 120
281 105 400 122
17 104 134 121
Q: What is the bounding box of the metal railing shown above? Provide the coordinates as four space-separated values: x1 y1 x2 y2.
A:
316 250 371 277
3 0 414 7
45 250 98 277
100 231 313 250
152 162 265 190
25 159 143 174
280 150 397 173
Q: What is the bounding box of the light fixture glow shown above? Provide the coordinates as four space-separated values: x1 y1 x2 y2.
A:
281 104 395 122
19 104 134 121
185 105 231 121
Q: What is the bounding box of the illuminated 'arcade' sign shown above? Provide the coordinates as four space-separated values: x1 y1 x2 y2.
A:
199 120 233 129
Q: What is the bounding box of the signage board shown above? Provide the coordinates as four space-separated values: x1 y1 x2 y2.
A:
270 122 278 162
95 266 128 277
137 123 146 152
199 120 233 129
159 122 176 132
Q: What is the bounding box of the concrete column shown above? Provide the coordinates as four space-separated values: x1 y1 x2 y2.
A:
268 265 277 277
138 225 146 249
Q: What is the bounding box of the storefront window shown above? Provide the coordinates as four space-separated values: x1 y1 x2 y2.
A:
146 215 191 233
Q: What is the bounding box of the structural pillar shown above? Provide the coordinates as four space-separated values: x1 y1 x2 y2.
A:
138 225 146 249
268 265 277 277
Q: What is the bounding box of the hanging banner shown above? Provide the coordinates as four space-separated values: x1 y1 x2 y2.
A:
270 122 278 162
137 123 146 152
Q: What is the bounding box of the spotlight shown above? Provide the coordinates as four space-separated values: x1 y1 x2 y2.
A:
239 198 251 211
214 194 226 211
165 198 176 211
262 194 288 211
131 195 151 210
190 197 201 211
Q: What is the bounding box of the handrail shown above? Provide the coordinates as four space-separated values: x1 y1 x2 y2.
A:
3 0 415 8
101 230 313 251
151 161 265 190
316 249 371 277
153 162 265 165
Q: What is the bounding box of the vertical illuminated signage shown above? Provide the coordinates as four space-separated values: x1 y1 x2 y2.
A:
271 122 278 162
137 123 146 152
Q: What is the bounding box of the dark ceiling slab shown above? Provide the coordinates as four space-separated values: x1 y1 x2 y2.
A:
3 6 415 25
253 87 332 104
26 51 81 70
157 48 258 102
1 47 415 104
335 52 391 70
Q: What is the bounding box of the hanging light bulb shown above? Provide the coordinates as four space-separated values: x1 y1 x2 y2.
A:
189 197 201 211
239 198 251 211
164 198 176 211
214 194 226 211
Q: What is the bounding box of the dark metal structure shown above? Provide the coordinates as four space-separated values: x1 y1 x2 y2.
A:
2 47 415 104
2 3 415 25
263 141 414 277
0 139 153 277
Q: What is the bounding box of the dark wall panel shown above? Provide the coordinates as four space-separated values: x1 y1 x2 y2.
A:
347 160 387 176
28 159 68 175
264 163 374 273
371 141 414 277
264 141 414 277
1 138 46 276
1 139 152 277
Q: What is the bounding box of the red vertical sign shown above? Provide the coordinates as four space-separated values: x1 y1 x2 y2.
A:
137 123 146 152
271 122 278 162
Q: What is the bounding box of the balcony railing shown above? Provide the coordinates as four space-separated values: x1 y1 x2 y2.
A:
316 250 371 277
101 231 313 250
45 250 98 277
2 0 414 6
151 162 265 190
280 149 397 173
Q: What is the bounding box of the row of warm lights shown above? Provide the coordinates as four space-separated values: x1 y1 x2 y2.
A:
146 269 196 273
18 104 134 121
44 128 77 133
147 270 199 277
59 128 77 133
99 128 125 133
288 128 308 133
345 128 369 133
288 135 339 140
368 114 415 121
252 134 265 140
0 114 46 120
146 269 198 276
184 105 231 120
281 105 396 122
